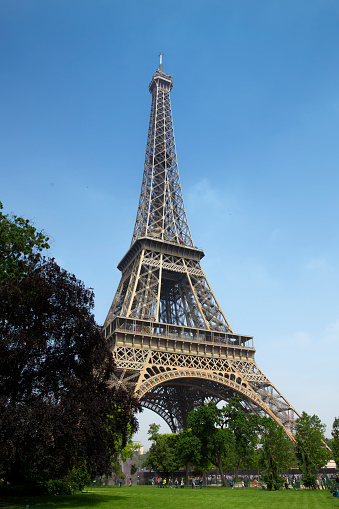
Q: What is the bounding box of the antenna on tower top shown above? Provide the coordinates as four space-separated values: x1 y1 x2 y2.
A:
159 52 163 71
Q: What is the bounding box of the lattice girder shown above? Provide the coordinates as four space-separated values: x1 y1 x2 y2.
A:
104 240 232 332
109 339 300 439
131 68 193 247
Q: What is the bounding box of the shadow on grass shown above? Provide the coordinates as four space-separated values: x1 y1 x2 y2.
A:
0 490 125 508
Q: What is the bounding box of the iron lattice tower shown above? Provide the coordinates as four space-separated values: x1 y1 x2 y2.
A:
104 57 300 438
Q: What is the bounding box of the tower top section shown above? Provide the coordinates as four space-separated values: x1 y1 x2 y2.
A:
149 55 173 95
131 58 193 248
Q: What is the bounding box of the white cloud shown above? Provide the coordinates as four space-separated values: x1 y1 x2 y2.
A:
304 256 334 275
187 178 226 211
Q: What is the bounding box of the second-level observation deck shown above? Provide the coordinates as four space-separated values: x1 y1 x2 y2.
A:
104 316 254 353
117 235 204 272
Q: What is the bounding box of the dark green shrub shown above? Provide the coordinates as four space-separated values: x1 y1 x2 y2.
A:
46 479 76 495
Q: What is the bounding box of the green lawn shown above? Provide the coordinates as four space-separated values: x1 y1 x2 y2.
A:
1 486 338 509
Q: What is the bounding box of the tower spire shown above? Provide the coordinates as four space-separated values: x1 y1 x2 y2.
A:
131 58 192 247
159 52 163 71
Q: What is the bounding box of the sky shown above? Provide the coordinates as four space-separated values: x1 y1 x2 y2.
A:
1 0 339 449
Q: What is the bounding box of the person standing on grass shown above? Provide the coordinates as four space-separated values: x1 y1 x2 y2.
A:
119 478 123 488
174 478 178 488
129 478 132 487
192 477 196 489
181 478 185 488
199 478 202 489
253 478 257 489
242 479 245 489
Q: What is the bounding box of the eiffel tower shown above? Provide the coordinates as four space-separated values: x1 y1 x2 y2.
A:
104 56 300 440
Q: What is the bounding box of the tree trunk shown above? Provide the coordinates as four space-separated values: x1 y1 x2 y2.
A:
217 461 227 486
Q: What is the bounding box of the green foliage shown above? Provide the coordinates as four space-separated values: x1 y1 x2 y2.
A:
258 418 295 490
0 201 50 279
187 402 236 485
186 399 261 484
176 428 212 472
64 465 91 490
331 417 339 468
224 398 260 473
46 479 76 495
144 430 179 473
130 464 137 475
147 423 161 442
295 412 330 488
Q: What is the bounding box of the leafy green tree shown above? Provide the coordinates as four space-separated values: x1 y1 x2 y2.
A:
176 428 212 481
147 423 161 442
295 412 330 488
258 418 295 490
225 398 260 475
331 417 339 468
0 201 49 279
144 427 179 473
188 402 236 486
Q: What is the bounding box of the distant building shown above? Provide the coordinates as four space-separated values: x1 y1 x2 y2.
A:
118 441 143 485
324 459 337 470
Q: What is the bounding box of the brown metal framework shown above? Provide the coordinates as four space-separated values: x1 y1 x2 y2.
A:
104 58 301 439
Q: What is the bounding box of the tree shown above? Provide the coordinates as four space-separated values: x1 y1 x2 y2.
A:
144 425 179 473
258 418 295 490
147 423 161 443
0 201 49 279
0 257 140 484
224 398 260 475
187 402 236 486
176 428 213 482
295 412 330 488
331 417 339 468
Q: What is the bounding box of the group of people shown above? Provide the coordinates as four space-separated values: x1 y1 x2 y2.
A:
119 477 133 487
315 475 328 489
151 477 203 488
127 473 337 489
191 477 203 489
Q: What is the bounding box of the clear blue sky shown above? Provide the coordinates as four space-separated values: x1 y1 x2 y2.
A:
1 0 339 447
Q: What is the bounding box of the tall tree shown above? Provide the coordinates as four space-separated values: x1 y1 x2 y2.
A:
295 412 329 488
187 402 236 486
331 417 339 468
176 428 213 482
224 398 260 475
258 418 295 490
0 205 140 485
144 425 179 473
0 259 140 483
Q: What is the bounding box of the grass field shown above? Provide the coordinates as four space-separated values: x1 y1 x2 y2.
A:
1 485 338 509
